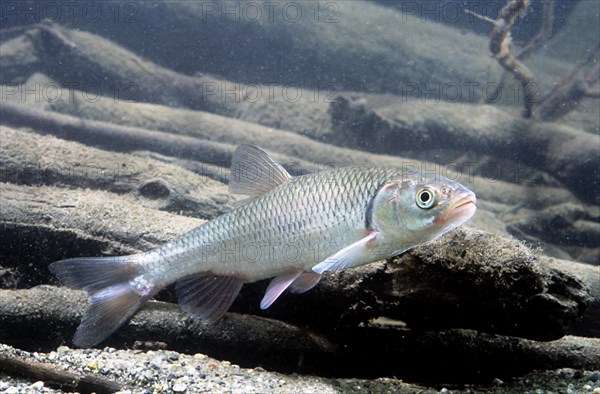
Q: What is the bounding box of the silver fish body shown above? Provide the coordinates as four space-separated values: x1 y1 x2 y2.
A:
146 166 399 283
50 145 476 347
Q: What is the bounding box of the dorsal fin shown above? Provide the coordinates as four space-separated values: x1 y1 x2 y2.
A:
229 145 292 205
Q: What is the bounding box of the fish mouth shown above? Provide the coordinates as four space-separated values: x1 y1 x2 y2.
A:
435 190 477 225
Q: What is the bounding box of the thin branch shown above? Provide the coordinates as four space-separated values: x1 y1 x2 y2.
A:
538 43 600 119
483 0 554 105
517 0 554 60
584 57 600 87
466 0 536 117
464 9 495 24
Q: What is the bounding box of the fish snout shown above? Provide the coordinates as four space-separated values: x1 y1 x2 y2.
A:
435 187 476 225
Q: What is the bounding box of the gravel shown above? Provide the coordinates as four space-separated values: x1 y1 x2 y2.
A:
1 344 599 394
0 344 431 393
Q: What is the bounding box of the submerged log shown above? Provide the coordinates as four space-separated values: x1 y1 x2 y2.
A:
0 286 598 382
16 2 569 101
0 286 336 375
328 94 600 204
0 126 231 220
0 103 578 217
0 22 331 136
0 103 235 171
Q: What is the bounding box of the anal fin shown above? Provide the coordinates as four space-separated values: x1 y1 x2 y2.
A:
175 274 244 323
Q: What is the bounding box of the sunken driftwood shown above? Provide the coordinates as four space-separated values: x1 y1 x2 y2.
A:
0 125 231 220
0 16 579 137
465 0 536 117
0 22 332 137
466 0 599 120
481 0 555 106
0 103 579 213
4 2 573 103
0 286 336 376
0 286 599 382
328 94 600 205
537 44 600 120
0 182 595 340
0 103 235 172
0 351 129 394
0 182 203 279
0 11 492 103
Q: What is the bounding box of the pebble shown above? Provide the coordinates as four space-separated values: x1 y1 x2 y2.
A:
56 346 69 355
4 387 18 394
143 369 155 380
29 381 44 390
86 360 98 370
150 355 165 368
172 383 187 392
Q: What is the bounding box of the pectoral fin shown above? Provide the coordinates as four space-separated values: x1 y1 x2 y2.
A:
260 269 303 309
289 272 321 294
312 232 377 274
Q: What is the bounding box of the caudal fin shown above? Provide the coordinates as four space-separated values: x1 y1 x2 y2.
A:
49 256 155 347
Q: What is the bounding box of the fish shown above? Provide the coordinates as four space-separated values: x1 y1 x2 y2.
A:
50 145 476 347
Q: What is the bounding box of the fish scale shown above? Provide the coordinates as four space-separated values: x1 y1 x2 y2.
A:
148 166 394 284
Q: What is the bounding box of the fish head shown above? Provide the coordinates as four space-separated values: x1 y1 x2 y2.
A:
371 177 476 247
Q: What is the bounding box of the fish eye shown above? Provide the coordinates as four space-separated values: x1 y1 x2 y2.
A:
416 188 435 209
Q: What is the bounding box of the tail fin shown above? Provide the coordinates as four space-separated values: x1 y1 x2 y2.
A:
49 256 155 347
